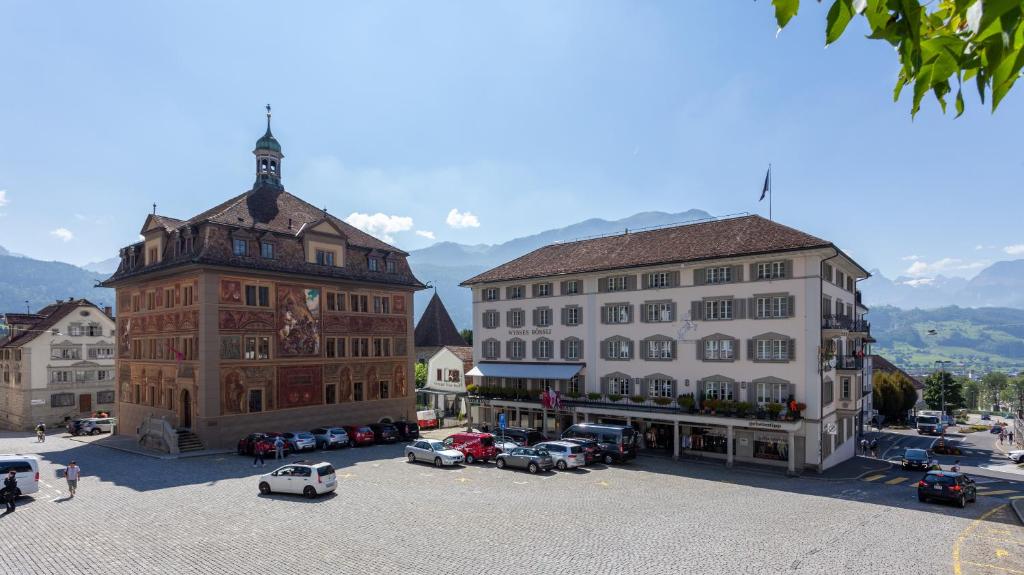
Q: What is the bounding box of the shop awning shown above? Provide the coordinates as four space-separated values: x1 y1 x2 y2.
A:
466 362 584 380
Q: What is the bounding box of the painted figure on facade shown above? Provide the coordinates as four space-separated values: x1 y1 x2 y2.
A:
276 285 321 357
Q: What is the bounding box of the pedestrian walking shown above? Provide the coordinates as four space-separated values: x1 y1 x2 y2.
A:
274 436 285 459
929 458 941 471
253 445 265 467
3 470 16 513
869 438 878 458
999 430 1006 445
1010 430 1015 443
65 461 80 497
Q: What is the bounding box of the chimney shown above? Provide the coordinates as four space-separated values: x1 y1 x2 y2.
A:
104 306 112 317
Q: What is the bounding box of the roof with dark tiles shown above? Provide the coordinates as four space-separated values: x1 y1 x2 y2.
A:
461 215 847 285
870 355 924 390
414 293 467 348
1 299 109 348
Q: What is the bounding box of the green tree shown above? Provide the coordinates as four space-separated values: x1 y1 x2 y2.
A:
873 371 918 422
982 371 1009 409
771 0 1024 116
414 362 427 389
460 329 473 345
923 370 965 413
962 377 982 410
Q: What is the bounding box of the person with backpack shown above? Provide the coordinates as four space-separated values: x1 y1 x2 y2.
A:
2 470 16 513
65 461 81 497
35 422 46 443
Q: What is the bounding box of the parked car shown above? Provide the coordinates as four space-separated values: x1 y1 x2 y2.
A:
79 418 117 435
442 432 498 464
561 438 599 465
392 421 420 441
917 471 976 508
405 439 465 467
1008 449 1024 464
368 423 399 444
534 441 586 470
493 438 521 453
561 423 638 464
494 427 548 446
237 433 291 457
980 413 991 421
66 419 86 436
281 431 317 452
495 447 554 474
901 448 930 471
0 454 40 497
990 425 1004 434
258 461 337 498
342 425 375 447
310 427 349 450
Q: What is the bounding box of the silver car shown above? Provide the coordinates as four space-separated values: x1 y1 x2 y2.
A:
405 439 464 467
310 427 349 450
282 431 317 452
534 441 586 470
79 418 117 435
495 447 555 474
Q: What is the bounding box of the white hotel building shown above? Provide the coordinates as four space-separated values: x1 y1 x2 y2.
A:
462 215 873 474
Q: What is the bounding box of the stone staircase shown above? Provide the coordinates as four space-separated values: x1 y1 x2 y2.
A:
176 430 205 453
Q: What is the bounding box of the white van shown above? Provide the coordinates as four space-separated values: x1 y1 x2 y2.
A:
0 454 40 497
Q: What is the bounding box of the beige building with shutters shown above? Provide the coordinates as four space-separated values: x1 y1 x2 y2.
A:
462 215 873 474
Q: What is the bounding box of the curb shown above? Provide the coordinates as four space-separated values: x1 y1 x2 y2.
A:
67 436 234 460
1012 499 1024 526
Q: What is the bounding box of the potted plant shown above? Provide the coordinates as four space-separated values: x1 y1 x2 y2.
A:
567 391 581 399
705 399 719 415
677 394 695 412
736 401 753 418
587 392 603 401
653 397 672 406
607 393 623 402
629 395 645 404
766 402 783 420
466 383 479 395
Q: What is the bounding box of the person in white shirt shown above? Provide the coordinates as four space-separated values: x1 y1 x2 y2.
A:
65 461 81 497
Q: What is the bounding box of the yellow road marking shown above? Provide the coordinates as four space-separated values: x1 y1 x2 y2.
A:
953 504 1008 575
337 473 355 479
976 485 991 490
961 561 1024 574
862 474 886 482
996 548 1009 558
979 490 1019 497
454 477 471 483
885 477 909 485
594 480 610 488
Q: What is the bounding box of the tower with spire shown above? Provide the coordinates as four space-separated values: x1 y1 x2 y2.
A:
254 104 284 188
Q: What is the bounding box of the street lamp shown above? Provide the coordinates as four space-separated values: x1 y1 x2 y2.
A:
934 360 953 415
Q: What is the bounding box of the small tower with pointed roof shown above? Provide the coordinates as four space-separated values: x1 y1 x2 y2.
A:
254 104 284 188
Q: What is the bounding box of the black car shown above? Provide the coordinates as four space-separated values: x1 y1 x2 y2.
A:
561 423 638 464
561 438 600 465
495 427 548 447
901 448 929 471
66 419 86 436
918 471 976 507
392 421 420 441
368 423 399 444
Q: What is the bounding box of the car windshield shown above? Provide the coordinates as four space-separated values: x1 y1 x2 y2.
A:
359 427 372 433
905 449 927 459
480 436 494 447
917 416 939 424
297 433 314 439
329 428 346 434
925 474 956 485
426 441 445 450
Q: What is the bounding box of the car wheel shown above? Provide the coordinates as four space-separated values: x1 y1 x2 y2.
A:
349 439 357 448
407 453 416 463
496 458 506 469
304 486 317 499
259 482 271 495
90 429 100 436
466 454 475 464
434 458 443 468
528 463 539 474
958 495 966 508
556 460 567 471
918 494 926 503
604 454 614 465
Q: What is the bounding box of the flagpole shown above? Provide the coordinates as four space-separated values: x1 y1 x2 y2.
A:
769 163 773 221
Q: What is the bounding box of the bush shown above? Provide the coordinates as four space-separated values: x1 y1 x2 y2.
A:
586 392 603 401
567 392 581 399
677 394 695 408
466 383 478 394
607 394 623 402
653 397 673 406
629 395 646 403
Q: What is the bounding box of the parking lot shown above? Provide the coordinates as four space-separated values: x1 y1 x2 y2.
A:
1 430 1022 575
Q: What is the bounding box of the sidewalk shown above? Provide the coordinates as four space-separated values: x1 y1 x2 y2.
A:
66 433 234 460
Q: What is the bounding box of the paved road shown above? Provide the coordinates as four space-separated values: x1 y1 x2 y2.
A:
0 431 1021 575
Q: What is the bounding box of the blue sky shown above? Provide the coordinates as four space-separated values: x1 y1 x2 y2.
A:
1 1 1021 280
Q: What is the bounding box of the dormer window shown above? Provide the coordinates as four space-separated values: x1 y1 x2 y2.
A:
233 239 248 257
386 260 396 273
260 241 274 259
368 258 380 272
316 250 336 266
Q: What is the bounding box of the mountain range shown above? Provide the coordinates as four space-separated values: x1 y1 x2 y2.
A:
860 260 1024 309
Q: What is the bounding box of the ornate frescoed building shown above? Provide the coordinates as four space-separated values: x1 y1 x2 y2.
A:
101 109 423 449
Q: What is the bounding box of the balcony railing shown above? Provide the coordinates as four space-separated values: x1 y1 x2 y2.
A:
821 315 871 333
836 355 864 370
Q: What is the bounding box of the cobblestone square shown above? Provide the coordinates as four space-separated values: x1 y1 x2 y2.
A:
0 432 1021 575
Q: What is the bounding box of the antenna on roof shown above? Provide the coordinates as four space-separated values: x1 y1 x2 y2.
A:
24 300 29 314
152 203 157 214
624 228 629 235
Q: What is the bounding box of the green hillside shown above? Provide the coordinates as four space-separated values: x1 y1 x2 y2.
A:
0 255 114 314
870 305 1024 373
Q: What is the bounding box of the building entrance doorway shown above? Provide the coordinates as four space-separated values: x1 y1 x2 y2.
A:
79 393 92 414
180 389 192 429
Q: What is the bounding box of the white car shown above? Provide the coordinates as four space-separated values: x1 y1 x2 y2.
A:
1009 449 1024 464
404 439 464 467
534 441 586 470
258 461 336 498
79 418 117 435
0 454 40 497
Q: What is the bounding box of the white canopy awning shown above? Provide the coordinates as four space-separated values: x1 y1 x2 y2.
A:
466 362 583 380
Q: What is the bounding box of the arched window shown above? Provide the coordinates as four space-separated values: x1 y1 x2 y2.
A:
270 161 277 173
260 159 268 173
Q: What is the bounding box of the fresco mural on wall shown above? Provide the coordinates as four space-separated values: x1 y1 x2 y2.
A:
276 285 321 357
220 279 242 304
220 336 241 360
277 366 323 409
221 369 245 415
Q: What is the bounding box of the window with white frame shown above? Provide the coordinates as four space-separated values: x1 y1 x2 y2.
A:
605 304 630 324
509 310 524 328
484 339 500 359
568 375 580 395
706 266 733 284
757 261 787 280
536 283 551 296
565 280 579 295
509 286 524 299
484 288 499 301
840 376 852 400
647 272 668 288
755 295 790 318
50 370 72 383
646 340 673 360
536 308 551 326
566 339 580 360
606 339 631 359
566 307 581 325
606 276 628 292
704 299 733 320
703 380 734 401
645 302 673 322
484 311 499 329
756 339 789 360
703 339 734 360
536 339 553 359
649 378 673 398
609 376 631 395
509 339 525 359
756 382 786 404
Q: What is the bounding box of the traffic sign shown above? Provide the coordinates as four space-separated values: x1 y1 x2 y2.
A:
30 399 44 406
825 422 838 435
498 413 506 430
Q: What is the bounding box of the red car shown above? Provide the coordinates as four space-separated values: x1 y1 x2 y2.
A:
343 425 375 447
443 432 498 464
237 432 291 457
562 438 599 465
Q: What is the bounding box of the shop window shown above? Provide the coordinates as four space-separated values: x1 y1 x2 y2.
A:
326 384 337 404
380 381 390 399
753 437 789 461
248 389 263 413
354 382 364 402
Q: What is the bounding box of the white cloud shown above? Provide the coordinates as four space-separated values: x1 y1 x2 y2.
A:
446 208 480 229
904 257 988 277
902 278 934 287
1003 244 1024 256
0 190 7 207
415 230 436 240
343 212 414 243
900 255 920 261
74 213 87 221
50 228 74 242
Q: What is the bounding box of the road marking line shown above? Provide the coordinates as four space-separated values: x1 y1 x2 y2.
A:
976 485 991 490
862 474 886 482
996 548 1010 558
961 561 1024 574
885 477 909 485
454 477 470 483
979 490 1019 497
953 504 1008 575
594 480 610 488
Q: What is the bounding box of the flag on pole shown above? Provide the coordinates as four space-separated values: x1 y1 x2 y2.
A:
759 167 770 201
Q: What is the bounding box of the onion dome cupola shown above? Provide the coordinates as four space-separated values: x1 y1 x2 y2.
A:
254 104 284 188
